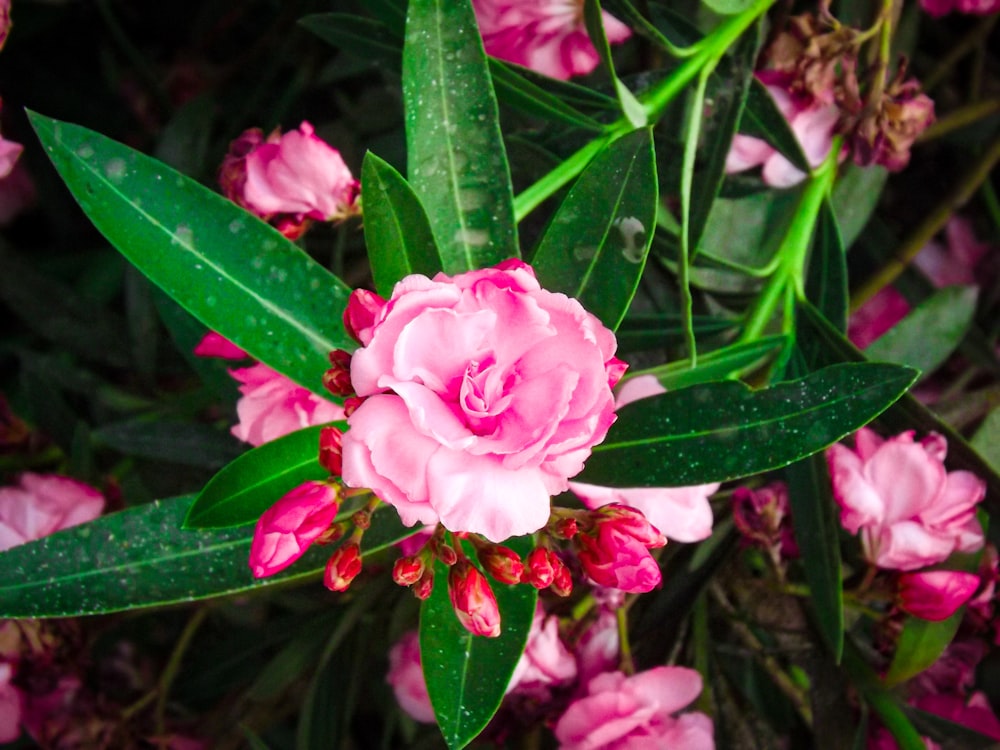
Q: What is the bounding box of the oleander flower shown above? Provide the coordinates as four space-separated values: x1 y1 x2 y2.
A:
248 481 340 578
219 121 358 238
0 473 105 552
826 428 985 570
341 259 623 543
0 101 22 180
472 0 631 80
553 666 714 749
0 662 21 743
194 332 345 447
920 0 1000 16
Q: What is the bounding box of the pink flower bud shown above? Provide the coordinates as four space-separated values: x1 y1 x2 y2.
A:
318 426 344 476
435 541 459 567
323 349 354 397
477 544 524 585
522 548 557 589
248 481 340 578
448 561 501 638
412 569 435 601
343 289 386 346
323 542 362 592
551 517 579 540
550 562 573 597
393 555 426 587
593 504 667 549
577 525 662 594
899 570 981 622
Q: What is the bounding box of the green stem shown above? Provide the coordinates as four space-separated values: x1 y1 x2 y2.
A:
155 605 209 736
616 606 635 675
513 0 777 222
738 143 840 343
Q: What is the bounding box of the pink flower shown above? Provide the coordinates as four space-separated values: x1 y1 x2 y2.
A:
553 666 714 749
0 0 11 51
0 473 105 552
0 663 21 743
898 570 980 621
826 428 985 570
219 122 358 238
341 260 622 543
0 131 22 180
574 609 620 686
571 375 718 542
449 561 502 637
386 631 437 723
725 79 840 187
847 286 911 349
914 692 1000 740
920 0 1000 16
194 333 345 448
248 480 340 578
473 0 631 81
0 158 37 227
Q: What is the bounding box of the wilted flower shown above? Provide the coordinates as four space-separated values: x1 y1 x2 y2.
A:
826 428 985 570
472 0 631 81
732 481 799 558
341 260 623 543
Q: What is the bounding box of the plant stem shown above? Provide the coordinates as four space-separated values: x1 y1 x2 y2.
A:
154 605 209 736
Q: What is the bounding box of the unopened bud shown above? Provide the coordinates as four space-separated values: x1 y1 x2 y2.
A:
351 508 371 530
435 542 459 567
318 426 344 476
448 561 501 638
522 548 556 589
392 555 426 587
553 517 579 540
550 563 573 597
343 396 364 417
323 349 354 397
323 543 362 592
477 544 524 585
594 504 666 548
412 569 435 600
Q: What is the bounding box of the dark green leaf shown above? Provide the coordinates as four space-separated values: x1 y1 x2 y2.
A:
842 641 926 750
884 612 963 688
489 59 606 131
184 424 340 529
784 449 844 660
579 362 917 487
830 163 888 249
421 536 537 750
864 286 978 377
402 0 518 272
299 13 402 70
362 151 444 296
805 199 849 333
93 418 244 470
740 76 810 172
615 313 736 353
0 496 411 617
583 0 647 127
29 111 355 393
531 129 657 329
972 407 1000 475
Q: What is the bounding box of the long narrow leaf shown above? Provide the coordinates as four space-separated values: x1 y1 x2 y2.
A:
579 362 917 487
29 111 355 393
402 0 518 272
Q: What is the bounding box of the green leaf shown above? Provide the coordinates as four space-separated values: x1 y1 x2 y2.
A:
884 612 963 688
361 152 444 296
420 537 537 750
784 446 844 660
583 0 647 128
615 313 736 353
636 335 788 391
578 362 917 487
93 418 244 470
299 13 402 70
488 60 607 131
805 199 849 333
740 76 810 172
184 424 340 529
0 496 411 618
830 162 888 249
972 407 1000 475
864 286 978 377
531 129 657 329
28 111 355 393
402 0 518 272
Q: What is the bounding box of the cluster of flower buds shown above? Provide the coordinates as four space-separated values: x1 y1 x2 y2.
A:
322 349 364 417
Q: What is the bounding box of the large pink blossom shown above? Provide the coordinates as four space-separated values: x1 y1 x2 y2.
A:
725 78 840 187
826 428 985 570
473 0 631 80
194 332 344 447
920 0 1000 16
571 375 717 542
554 666 714 749
341 259 623 543
0 473 105 552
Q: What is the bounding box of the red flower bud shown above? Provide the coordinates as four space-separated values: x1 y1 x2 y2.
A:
550 563 573 597
343 289 385 346
448 561 501 637
323 543 362 592
522 548 557 589
343 396 365 417
393 555 426 587
477 544 524 585
594 504 666 548
435 541 458 567
323 349 354 397
412 569 435 601
318 426 344 476
553 517 579 540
